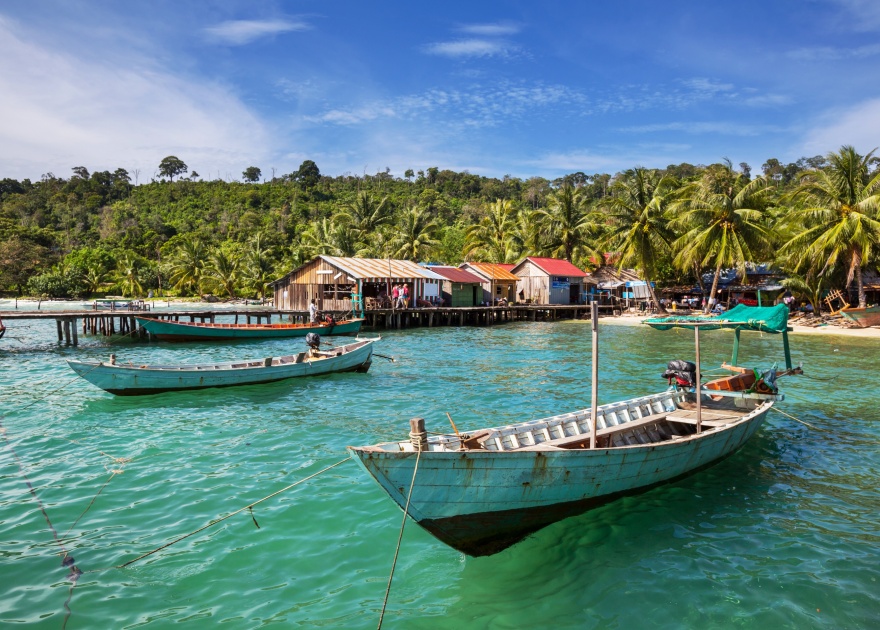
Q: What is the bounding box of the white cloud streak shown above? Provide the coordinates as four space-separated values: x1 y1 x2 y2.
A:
802 98 880 154
0 16 270 180
204 19 310 46
423 38 515 58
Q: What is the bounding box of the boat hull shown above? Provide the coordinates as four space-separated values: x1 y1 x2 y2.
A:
349 402 769 556
840 306 880 328
68 340 374 395
135 317 364 341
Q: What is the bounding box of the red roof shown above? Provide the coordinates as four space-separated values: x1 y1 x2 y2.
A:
514 257 587 277
429 266 483 283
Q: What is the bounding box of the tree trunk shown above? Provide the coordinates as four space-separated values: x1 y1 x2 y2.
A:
647 279 667 315
693 263 706 296
857 259 866 309
707 258 723 313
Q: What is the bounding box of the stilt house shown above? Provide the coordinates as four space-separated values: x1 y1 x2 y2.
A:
510 257 589 304
458 262 519 305
428 266 484 307
270 256 444 312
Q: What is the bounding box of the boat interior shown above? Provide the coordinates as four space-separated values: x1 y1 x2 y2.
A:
390 389 772 454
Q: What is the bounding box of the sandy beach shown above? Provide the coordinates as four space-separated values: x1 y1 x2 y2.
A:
597 312 880 338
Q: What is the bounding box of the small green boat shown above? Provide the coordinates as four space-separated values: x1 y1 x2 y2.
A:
135 316 364 341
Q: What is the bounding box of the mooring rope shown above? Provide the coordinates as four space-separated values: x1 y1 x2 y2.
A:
770 406 823 431
84 456 352 572
377 445 422 630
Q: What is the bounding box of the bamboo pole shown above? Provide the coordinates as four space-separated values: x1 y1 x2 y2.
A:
695 326 702 433
590 302 599 449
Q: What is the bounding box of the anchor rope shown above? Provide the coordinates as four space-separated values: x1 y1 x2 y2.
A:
377 444 422 629
770 406 823 431
83 456 351 573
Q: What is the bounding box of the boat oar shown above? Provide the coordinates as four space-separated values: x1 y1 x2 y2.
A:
446 412 461 441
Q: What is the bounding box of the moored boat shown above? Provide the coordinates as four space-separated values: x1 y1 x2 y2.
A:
349 304 798 556
839 305 880 328
68 337 377 395
0 318 5 339
135 315 364 341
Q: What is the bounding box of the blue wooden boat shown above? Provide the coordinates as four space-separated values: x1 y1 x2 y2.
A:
349 304 797 556
135 316 363 341
68 338 377 395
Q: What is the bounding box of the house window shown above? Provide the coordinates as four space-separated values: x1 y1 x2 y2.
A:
321 283 354 299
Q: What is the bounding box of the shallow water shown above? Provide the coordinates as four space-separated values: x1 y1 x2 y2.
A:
1 316 878 628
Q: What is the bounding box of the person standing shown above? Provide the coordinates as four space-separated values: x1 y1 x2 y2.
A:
308 298 318 324
402 284 410 309
391 284 399 309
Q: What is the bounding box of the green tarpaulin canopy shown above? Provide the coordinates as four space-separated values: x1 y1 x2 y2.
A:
644 303 790 334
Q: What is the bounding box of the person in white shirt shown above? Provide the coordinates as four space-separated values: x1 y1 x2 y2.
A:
308 299 318 324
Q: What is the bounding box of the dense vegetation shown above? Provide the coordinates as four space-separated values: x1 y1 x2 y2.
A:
2 147 879 311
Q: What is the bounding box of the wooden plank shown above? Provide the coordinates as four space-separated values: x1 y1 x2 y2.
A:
517 411 670 450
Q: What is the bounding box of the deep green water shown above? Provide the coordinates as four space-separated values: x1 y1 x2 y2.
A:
1 313 878 628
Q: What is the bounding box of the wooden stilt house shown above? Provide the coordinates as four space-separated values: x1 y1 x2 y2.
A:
428 266 484 307
458 262 519 305
510 257 589 304
270 256 444 312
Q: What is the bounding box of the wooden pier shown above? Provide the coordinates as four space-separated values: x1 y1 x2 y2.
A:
0 304 615 346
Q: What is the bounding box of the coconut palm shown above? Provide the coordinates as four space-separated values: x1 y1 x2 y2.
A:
603 168 678 313
781 145 880 308
340 192 391 241
390 206 441 261
206 250 239 297
167 237 207 295
535 183 595 262
300 216 359 259
465 199 519 263
671 161 773 309
242 233 276 299
115 253 144 297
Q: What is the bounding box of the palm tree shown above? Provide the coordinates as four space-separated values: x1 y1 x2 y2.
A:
465 199 518 263
300 217 359 259
115 253 144 297
535 183 594 261
242 233 276 299
206 250 239 297
167 237 207 295
603 168 678 313
82 266 108 296
671 161 773 309
341 192 391 241
390 206 441 261
781 145 880 308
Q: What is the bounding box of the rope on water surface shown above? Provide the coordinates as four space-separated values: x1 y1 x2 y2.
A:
377 444 422 630
771 406 824 431
93 456 352 571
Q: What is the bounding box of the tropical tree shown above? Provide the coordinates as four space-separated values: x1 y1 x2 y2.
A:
536 183 594 261
340 192 391 242
300 217 359 259
158 156 188 183
390 206 441 261
781 145 880 308
241 233 275 299
242 166 261 183
465 199 518 263
603 168 678 313
115 253 145 297
206 249 239 297
670 161 773 309
167 237 207 295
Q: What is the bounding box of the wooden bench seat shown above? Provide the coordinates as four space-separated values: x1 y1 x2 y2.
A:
516 411 671 450
665 408 745 428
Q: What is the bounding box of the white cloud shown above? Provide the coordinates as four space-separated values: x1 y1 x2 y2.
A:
457 23 520 36
204 19 310 46
0 16 270 180
832 0 880 31
786 43 880 61
802 98 880 154
423 38 515 58
618 121 781 136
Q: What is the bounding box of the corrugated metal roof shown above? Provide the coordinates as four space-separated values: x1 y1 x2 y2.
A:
428 266 484 283
321 256 443 282
461 262 520 281
513 257 587 277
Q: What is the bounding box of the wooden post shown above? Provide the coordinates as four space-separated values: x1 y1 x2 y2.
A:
63 319 71 345
695 326 702 434
56 319 63 341
782 329 792 370
71 318 78 346
731 328 740 366
590 302 599 449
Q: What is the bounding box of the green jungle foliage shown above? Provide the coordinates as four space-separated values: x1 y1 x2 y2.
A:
1 148 879 308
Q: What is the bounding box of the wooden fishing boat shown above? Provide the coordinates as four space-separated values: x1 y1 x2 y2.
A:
349 304 797 556
839 305 880 328
135 316 364 341
68 338 377 395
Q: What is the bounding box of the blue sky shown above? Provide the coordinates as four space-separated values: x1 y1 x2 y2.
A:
2 0 880 182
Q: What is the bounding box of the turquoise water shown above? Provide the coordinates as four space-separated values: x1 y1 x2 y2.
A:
1 314 878 628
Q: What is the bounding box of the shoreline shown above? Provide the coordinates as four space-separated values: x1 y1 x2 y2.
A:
596 313 880 338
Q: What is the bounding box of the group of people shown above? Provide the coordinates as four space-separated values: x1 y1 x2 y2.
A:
390 284 410 309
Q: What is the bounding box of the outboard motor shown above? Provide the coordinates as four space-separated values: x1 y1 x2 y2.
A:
662 360 697 387
305 332 321 350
